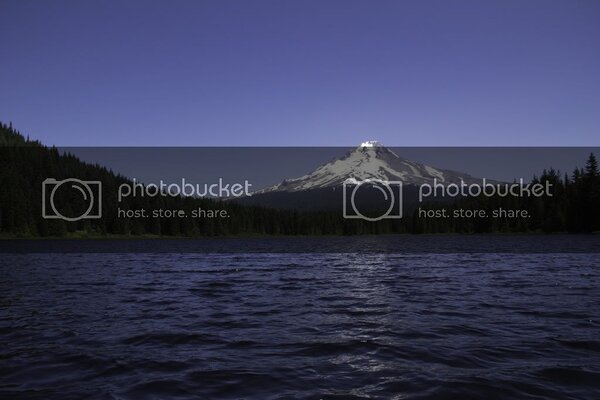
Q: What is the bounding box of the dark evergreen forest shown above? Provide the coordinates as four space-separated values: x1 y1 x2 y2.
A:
1 122 598 237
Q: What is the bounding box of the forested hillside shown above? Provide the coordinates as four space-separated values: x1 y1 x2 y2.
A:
1 122 598 236
0 122 402 236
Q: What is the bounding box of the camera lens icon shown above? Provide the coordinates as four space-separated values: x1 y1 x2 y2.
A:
343 178 403 221
42 178 102 221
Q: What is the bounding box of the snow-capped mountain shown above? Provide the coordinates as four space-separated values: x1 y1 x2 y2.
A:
261 141 479 193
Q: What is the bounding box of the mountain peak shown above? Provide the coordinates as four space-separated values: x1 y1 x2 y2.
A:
360 140 383 148
259 143 480 193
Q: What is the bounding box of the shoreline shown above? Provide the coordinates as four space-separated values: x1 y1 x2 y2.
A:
2 231 598 240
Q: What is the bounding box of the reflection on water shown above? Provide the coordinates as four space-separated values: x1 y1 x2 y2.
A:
1 249 600 399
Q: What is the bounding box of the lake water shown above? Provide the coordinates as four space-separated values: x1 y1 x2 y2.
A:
1 237 600 399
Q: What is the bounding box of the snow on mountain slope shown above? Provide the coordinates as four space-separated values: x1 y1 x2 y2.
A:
261 141 480 193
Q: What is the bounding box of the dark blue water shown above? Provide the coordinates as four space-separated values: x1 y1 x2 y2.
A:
1 241 600 399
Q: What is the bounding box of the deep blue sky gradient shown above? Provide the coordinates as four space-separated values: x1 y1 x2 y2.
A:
1 0 599 146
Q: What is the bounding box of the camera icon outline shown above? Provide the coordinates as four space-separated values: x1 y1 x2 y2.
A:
342 178 403 221
42 178 102 222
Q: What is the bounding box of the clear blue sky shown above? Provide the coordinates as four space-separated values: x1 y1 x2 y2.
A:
1 0 599 146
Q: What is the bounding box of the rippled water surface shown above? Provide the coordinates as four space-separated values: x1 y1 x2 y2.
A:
1 243 600 399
